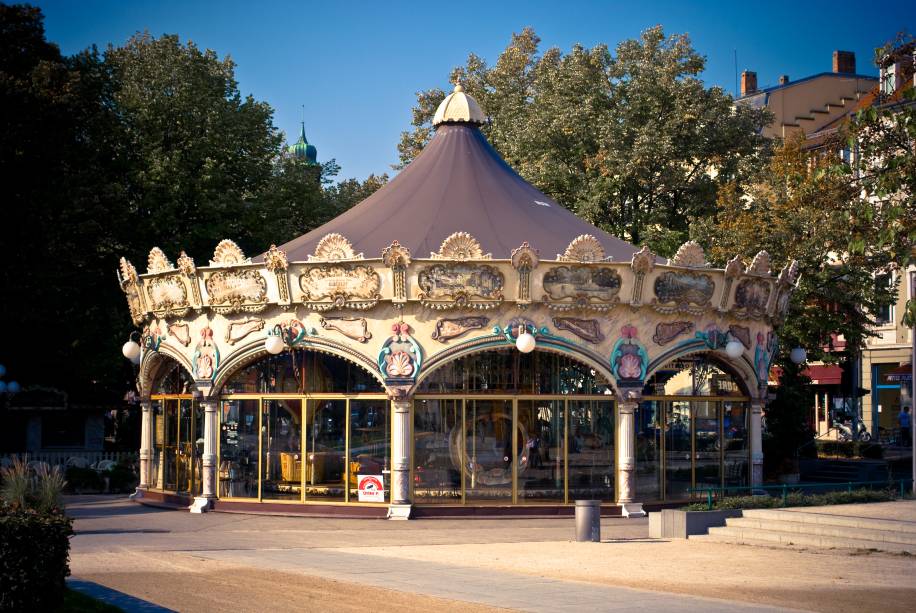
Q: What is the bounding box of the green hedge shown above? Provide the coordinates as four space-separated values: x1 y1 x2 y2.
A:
816 440 884 459
683 487 899 511
0 505 73 611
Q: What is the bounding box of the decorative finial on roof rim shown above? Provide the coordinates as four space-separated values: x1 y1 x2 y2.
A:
432 81 487 127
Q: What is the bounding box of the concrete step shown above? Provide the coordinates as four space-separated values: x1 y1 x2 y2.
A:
725 517 916 544
742 508 916 534
703 526 915 553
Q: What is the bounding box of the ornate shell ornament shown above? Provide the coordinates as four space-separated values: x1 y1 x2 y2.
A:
119 257 139 284
431 232 490 260
382 240 411 268
724 255 744 279
511 242 539 270
147 247 174 274
668 241 708 268
311 233 363 262
264 244 289 272
210 239 249 266
559 234 606 262
748 251 772 276
176 251 196 276
630 246 655 275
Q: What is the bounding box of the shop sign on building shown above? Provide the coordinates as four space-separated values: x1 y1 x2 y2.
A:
357 474 385 502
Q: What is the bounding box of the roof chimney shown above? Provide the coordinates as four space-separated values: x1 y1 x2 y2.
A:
741 70 757 96
778 74 790 85
833 50 856 74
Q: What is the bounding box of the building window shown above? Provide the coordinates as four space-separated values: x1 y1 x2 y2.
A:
881 64 896 96
874 273 894 325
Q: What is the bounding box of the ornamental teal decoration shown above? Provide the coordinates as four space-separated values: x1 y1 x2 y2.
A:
142 322 165 352
754 331 778 385
378 322 422 381
695 325 728 350
610 325 648 382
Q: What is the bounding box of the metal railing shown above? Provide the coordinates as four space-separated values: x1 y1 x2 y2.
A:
1 451 137 470
687 479 912 510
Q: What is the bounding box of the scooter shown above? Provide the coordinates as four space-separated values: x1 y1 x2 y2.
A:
836 416 872 442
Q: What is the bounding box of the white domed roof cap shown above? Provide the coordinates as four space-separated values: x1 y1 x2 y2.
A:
432 83 488 126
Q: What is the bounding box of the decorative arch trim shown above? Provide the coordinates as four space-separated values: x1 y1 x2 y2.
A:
645 340 757 398
416 332 616 392
138 345 195 397
210 335 386 395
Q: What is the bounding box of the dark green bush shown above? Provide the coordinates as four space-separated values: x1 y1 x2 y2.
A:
815 441 884 459
0 505 73 611
64 467 104 493
107 464 137 493
683 487 898 511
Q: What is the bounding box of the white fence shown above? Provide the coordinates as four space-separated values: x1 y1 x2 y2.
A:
1 451 137 469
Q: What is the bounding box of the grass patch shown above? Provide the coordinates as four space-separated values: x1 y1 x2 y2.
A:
55 588 124 613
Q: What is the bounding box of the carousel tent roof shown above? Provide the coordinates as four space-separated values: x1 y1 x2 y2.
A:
270 85 639 261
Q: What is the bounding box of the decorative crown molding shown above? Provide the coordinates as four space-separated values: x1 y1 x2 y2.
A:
748 251 772 276
431 232 490 260
630 246 655 275
382 240 411 268
176 251 196 276
310 233 363 262
264 244 289 272
559 234 606 262
119 257 139 284
510 242 539 270
147 247 174 274
668 241 707 268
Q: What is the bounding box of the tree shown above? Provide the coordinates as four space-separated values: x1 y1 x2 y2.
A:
398 26 770 255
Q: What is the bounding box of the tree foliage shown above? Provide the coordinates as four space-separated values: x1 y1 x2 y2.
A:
0 5 380 401
398 26 771 255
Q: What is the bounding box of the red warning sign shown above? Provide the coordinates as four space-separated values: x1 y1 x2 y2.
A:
357 474 385 502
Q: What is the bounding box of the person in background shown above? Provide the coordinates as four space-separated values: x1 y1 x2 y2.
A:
899 406 911 446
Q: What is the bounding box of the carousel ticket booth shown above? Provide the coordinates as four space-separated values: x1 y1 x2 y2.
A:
119 85 796 518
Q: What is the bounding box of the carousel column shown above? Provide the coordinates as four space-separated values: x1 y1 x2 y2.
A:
388 396 412 520
616 397 646 517
131 399 153 499
750 396 765 487
191 396 219 513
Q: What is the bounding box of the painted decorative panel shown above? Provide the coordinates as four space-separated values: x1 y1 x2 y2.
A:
146 274 190 318
205 269 268 314
733 278 771 319
541 266 621 311
417 263 504 310
431 316 490 342
652 271 714 314
298 265 381 311
551 317 604 343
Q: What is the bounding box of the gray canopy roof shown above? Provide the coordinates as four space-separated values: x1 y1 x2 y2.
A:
272 123 639 261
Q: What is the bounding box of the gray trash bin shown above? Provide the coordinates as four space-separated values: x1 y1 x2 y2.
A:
575 499 601 542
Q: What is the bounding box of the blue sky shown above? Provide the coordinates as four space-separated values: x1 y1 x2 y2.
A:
38 0 916 181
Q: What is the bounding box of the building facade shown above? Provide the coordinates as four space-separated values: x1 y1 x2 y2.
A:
118 86 796 517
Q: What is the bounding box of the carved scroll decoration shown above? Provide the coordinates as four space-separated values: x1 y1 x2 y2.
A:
652 321 695 346
630 246 655 306
211 239 248 266
382 241 411 303
146 274 190 318
225 317 265 345
652 271 714 315
299 265 381 311
541 265 621 312
559 234 606 262
417 263 504 310
176 251 202 308
431 316 490 343
168 322 191 347
719 255 744 311
309 233 363 262
552 317 604 343
728 325 752 349
511 242 539 303
430 232 490 260
205 269 268 315
264 244 290 303
320 317 372 343
770 260 800 322
118 257 146 324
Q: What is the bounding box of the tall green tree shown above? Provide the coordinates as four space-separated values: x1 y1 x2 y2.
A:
398 26 770 255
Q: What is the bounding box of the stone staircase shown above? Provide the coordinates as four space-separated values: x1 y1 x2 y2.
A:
691 508 916 553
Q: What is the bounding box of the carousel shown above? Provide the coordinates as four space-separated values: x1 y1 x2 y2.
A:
117 84 797 518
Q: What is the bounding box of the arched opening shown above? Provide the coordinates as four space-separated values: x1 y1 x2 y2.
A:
148 355 201 496
635 352 751 502
414 348 616 505
216 349 388 504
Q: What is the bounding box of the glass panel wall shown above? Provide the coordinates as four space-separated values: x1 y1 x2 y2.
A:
262 399 303 501
349 399 390 502
465 400 514 502
694 402 721 490
414 399 462 503
218 399 259 498
635 401 662 501
223 350 383 394
665 401 692 500
147 397 200 495
305 399 347 501
162 400 178 491
151 401 163 489
724 401 749 487
567 400 614 501
517 400 564 502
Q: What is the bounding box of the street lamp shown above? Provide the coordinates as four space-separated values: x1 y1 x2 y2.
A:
515 325 536 354
790 347 807 365
122 332 141 364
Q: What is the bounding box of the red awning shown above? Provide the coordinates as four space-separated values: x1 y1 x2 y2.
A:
770 364 842 386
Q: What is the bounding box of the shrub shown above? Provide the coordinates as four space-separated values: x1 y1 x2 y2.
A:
0 457 30 509
816 441 884 459
65 466 104 493
0 505 73 611
683 487 898 511
107 463 138 493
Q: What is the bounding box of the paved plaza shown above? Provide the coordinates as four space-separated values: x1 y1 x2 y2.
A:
67 496 916 612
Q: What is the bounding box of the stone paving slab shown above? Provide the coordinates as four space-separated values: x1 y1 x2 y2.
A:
188 546 797 613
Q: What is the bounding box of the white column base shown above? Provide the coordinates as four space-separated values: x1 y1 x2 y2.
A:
190 496 213 514
128 488 144 501
387 504 412 520
620 502 646 518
